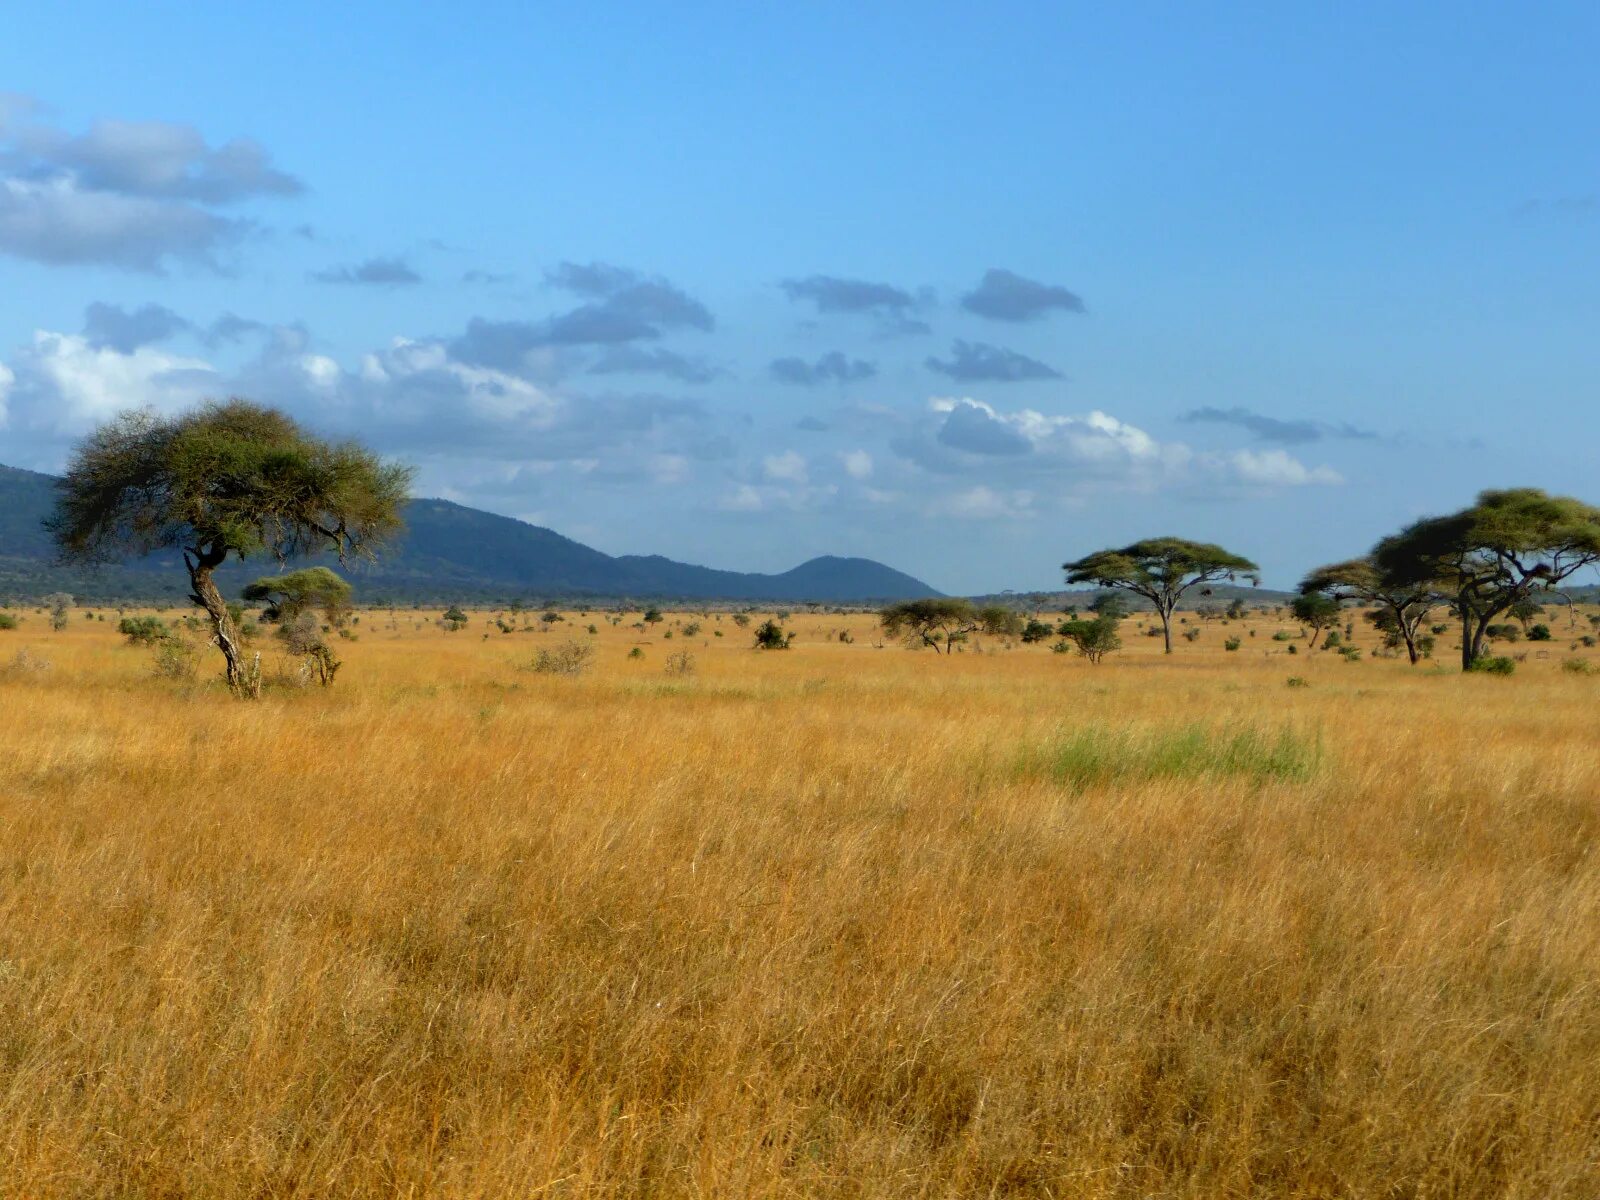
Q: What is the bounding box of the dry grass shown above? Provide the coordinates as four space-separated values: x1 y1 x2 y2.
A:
1 604 1597 1196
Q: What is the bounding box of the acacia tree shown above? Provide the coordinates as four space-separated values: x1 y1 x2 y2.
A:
1299 558 1442 664
1063 538 1259 653
1374 488 1600 671
879 598 1015 654
49 400 411 695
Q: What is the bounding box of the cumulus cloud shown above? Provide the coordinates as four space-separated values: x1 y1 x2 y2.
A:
925 339 1060 383
311 256 422 286
960 268 1085 322
1 329 218 436
892 397 1339 496
1225 448 1344 486
0 100 300 271
762 450 808 483
769 350 876 386
839 449 873 479
1179 405 1377 444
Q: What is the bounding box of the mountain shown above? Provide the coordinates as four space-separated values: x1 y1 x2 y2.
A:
0 464 941 604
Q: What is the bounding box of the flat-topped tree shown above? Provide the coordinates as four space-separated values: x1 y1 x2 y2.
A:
1373 488 1600 671
48 400 412 695
1299 557 1443 665
1063 538 1259 653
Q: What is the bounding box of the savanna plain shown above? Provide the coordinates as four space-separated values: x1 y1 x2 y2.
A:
1 605 1597 1198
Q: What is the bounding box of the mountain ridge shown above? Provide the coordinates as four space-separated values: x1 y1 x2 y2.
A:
0 464 942 604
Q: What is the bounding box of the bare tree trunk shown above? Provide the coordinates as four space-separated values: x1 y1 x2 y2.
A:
1159 601 1174 654
187 550 250 695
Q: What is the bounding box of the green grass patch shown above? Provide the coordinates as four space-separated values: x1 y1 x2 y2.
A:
1015 723 1322 789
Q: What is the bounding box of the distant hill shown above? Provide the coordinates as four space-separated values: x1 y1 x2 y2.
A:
0 463 941 604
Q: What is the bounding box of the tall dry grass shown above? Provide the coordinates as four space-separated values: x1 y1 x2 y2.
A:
0 606 1596 1196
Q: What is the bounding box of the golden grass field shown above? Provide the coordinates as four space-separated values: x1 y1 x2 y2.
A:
1 603 1598 1197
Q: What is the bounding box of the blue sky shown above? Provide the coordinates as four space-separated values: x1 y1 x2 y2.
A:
1 3 1597 592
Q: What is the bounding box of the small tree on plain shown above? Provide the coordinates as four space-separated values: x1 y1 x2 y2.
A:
45 593 73 632
1290 592 1342 645
1063 538 1259 654
1057 614 1122 664
880 598 985 654
1298 557 1442 665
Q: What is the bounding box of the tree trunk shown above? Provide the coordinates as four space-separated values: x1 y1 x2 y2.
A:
187 552 250 695
1159 601 1174 654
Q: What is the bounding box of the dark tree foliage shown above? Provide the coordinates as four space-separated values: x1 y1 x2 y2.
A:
1289 592 1342 644
242 566 353 624
1064 538 1259 654
48 400 411 694
879 599 1017 654
1374 488 1600 670
1299 557 1441 665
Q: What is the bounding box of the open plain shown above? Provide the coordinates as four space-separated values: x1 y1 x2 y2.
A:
1 606 1597 1196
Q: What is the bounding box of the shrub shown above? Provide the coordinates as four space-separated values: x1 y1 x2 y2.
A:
1020 619 1055 644
118 615 171 647
1466 655 1516 676
1528 624 1553 642
1562 658 1595 675
1182 627 1201 643
0 613 19 631
0 647 50 678
153 638 199 681
529 639 595 677
663 650 695 677
752 619 793 650
627 647 645 660
1286 676 1309 688
1224 637 1241 652
441 605 469 631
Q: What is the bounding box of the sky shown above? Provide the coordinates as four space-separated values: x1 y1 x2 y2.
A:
1 3 1597 593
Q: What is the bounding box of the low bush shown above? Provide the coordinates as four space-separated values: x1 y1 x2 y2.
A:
529 640 595 677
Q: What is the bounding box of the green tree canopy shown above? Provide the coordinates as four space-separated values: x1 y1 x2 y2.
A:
1063 538 1259 653
1299 557 1441 665
242 566 354 624
1289 591 1342 644
1373 488 1600 670
49 400 411 693
880 598 990 654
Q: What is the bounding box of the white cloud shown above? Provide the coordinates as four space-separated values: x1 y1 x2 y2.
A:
1221 448 1343 487
762 450 808 483
902 396 1339 500
839 449 873 479
4 330 215 434
932 485 1036 520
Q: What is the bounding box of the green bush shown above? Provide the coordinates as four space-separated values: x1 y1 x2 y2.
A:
0 613 18 631
752 619 793 650
1528 624 1552 642
1223 637 1241 652
1467 655 1516 676
118 615 170 646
